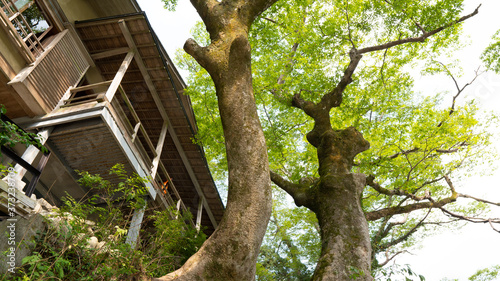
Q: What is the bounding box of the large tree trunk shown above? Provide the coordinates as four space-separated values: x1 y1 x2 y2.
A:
156 1 277 280
271 127 373 281
310 128 372 281
312 173 372 280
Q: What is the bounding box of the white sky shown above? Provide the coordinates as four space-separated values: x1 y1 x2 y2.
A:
136 0 500 280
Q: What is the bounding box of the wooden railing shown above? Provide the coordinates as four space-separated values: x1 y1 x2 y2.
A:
61 77 192 222
111 88 192 218
9 29 90 115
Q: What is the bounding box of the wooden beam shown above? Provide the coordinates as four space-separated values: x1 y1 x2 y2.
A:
132 122 141 142
151 120 168 178
125 198 147 249
118 19 219 229
91 47 130 60
19 106 105 130
100 67 165 76
196 197 204 232
105 50 134 102
9 127 52 191
118 20 168 122
75 14 145 28
0 180 36 215
176 199 182 212
70 80 112 93
101 108 156 199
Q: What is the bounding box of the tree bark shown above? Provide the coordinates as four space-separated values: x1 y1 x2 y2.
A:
309 128 372 281
272 127 373 281
156 1 276 280
312 173 372 281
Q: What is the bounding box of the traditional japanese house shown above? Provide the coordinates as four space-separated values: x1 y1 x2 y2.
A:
0 0 224 242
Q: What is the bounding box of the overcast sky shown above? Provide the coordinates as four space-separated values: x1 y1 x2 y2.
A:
136 0 500 280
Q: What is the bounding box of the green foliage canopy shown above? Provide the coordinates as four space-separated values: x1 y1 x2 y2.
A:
175 0 498 278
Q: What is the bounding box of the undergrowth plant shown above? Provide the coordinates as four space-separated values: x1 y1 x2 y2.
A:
3 164 205 280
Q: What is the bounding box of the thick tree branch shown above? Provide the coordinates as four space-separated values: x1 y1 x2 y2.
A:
318 48 363 110
369 141 467 167
184 39 213 71
270 171 312 208
240 0 281 26
357 5 481 54
367 175 500 228
291 48 362 120
443 175 456 193
189 0 218 25
291 91 317 117
291 4 480 122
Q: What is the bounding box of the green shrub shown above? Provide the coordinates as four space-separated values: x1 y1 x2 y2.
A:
3 164 205 280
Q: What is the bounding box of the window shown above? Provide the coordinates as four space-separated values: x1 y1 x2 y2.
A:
0 0 58 60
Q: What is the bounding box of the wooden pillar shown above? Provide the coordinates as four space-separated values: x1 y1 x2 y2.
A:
105 50 134 102
196 197 204 232
125 198 147 249
151 121 168 178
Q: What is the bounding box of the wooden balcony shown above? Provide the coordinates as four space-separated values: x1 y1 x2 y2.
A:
8 29 90 116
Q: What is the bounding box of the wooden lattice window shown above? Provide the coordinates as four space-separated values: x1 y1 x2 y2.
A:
0 0 57 61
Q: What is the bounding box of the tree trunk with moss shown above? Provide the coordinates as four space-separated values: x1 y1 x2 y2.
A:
156 1 277 280
272 125 373 280
310 128 372 280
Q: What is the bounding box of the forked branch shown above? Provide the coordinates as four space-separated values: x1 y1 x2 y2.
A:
270 171 313 208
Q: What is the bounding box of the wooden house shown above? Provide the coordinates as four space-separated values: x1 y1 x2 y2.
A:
0 0 224 240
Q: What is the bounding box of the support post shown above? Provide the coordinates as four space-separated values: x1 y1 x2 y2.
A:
125 198 147 249
176 199 182 212
105 50 134 102
151 121 168 178
196 197 204 232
